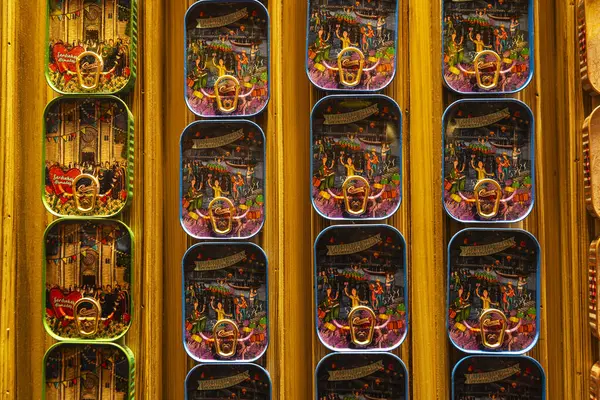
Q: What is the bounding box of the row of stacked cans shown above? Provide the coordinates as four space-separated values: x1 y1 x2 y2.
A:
41 0 138 399
306 0 411 397
182 1 272 398
442 0 546 399
579 0 600 397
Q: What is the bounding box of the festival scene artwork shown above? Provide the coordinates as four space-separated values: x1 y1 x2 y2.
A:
44 219 133 341
47 0 136 94
186 364 271 400
43 97 133 218
453 356 545 400
44 343 134 399
180 121 265 239
185 1 269 117
316 352 407 400
306 0 398 90
447 229 540 354
443 100 533 223
314 225 407 351
183 243 268 362
442 0 532 93
311 95 401 220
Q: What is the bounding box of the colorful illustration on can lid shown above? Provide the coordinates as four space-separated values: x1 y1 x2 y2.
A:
453 356 545 400
314 225 407 351
183 243 268 362
306 0 398 91
442 0 533 94
316 352 407 399
43 97 133 218
180 121 265 239
47 0 136 94
186 364 271 400
448 229 540 354
185 1 269 117
311 95 401 220
44 343 133 399
44 219 133 341
443 100 533 223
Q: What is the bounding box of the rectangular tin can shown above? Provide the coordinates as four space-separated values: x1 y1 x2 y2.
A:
182 242 268 363
578 0 600 95
306 0 399 91
43 342 135 399
452 355 545 400
583 106 600 218
185 363 272 399
184 0 270 117
592 361 600 399
46 0 137 94
180 120 265 239
43 219 133 342
442 0 534 94
447 228 540 354
442 99 534 223
43 96 134 218
315 352 407 399
311 94 402 220
314 224 407 352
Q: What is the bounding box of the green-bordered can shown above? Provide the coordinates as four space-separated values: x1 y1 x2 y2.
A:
43 342 135 399
46 0 138 94
43 96 134 218
43 218 134 342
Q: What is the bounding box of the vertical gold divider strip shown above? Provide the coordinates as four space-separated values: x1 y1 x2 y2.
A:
163 1 195 398
0 0 18 397
408 1 449 399
127 0 166 398
268 0 285 398
4 1 53 399
388 0 411 381
276 0 314 397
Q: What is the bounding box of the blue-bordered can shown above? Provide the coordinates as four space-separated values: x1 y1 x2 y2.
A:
185 0 270 118
43 342 135 399
315 352 408 399
442 0 534 94
46 0 137 94
180 120 265 239
442 99 534 223
182 242 268 363
314 224 407 352
447 228 541 355
311 94 402 220
186 363 272 399
43 219 134 342
43 96 134 218
306 0 399 91
452 355 545 399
